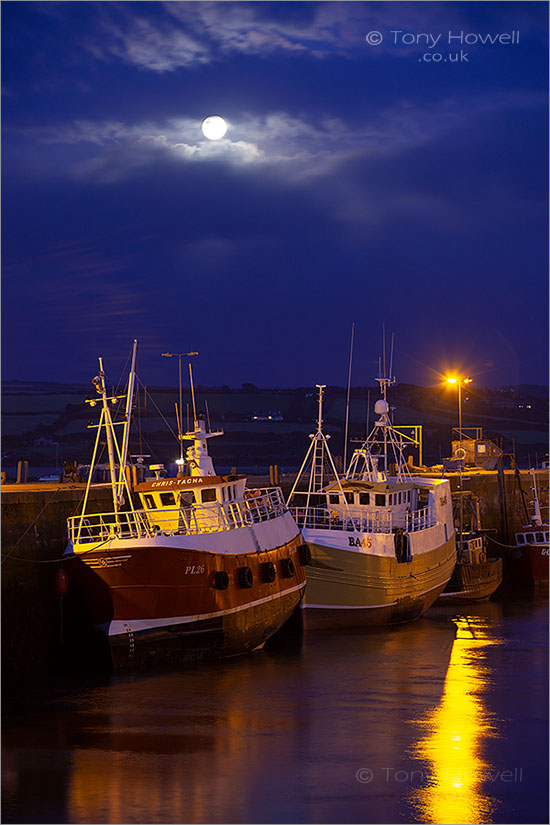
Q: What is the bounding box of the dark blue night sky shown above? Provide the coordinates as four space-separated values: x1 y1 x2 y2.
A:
2 2 548 389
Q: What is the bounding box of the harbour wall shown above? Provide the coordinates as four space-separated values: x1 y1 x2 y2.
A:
2 483 113 683
432 469 549 544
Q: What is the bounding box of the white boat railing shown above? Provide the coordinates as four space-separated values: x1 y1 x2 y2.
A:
68 487 287 544
289 504 436 534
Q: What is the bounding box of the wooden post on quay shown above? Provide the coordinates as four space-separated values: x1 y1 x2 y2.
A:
16 461 29 484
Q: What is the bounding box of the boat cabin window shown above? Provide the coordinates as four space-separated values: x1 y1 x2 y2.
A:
375 494 385 507
180 491 194 507
292 492 326 508
345 492 354 505
201 488 217 504
159 492 176 507
417 489 430 508
545 533 549 543
359 493 370 505
329 494 339 505
517 534 525 544
535 533 544 543
144 494 156 509
526 533 534 543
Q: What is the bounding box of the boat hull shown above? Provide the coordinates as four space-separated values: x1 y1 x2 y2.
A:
507 543 549 587
108 587 302 668
64 534 306 669
436 558 503 604
302 537 457 630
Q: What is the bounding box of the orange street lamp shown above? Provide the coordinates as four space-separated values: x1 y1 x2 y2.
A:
445 376 472 453
445 376 472 548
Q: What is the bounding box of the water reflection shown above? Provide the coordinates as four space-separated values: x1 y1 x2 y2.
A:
65 656 306 824
3 598 546 824
410 611 500 824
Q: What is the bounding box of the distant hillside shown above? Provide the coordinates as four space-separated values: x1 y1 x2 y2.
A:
2 381 548 479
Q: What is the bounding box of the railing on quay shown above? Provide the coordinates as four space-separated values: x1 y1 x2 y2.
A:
289 504 436 534
68 486 287 545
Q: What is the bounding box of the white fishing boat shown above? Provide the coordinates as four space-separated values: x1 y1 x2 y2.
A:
288 379 456 629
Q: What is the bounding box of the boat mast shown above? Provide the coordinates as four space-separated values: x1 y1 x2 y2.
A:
530 468 543 526
96 359 119 514
181 357 224 478
375 378 394 477
288 386 328 505
189 362 198 428
377 328 395 477
161 350 198 471
346 333 411 483
343 322 355 472
77 404 106 542
310 384 327 497
288 385 354 520
116 339 137 505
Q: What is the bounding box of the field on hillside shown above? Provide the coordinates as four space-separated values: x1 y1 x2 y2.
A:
2 381 547 479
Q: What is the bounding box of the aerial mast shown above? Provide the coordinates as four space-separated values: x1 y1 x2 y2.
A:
161 350 198 471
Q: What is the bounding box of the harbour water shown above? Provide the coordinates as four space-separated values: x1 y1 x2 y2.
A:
2 594 548 825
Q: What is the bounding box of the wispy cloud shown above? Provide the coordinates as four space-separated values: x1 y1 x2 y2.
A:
4 238 148 338
82 1 473 72
9 88 545 184
84 4 212 71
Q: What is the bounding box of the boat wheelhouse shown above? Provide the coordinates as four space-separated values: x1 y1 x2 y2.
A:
288 381 456 629
64 342 307 669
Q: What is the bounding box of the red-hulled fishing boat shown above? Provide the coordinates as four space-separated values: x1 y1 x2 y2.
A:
63 341 307 669
509 469 549 587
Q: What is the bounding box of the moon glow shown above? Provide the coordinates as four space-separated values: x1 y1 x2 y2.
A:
201 116 228 140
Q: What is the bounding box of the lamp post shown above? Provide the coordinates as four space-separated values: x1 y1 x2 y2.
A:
446 376 472 552
162 351 198 471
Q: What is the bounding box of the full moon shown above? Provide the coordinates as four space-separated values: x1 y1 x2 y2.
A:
201 116 228 141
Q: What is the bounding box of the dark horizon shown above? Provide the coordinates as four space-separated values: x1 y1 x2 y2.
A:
2 376 548 394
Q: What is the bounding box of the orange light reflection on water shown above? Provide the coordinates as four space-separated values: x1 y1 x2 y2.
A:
410 616 499 824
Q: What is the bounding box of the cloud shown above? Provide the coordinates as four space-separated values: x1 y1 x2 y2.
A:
82 1 475 72
9 88 545 185
3 237 149 343
84 5 212 71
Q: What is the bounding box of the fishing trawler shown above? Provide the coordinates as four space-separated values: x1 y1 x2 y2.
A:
436 494 502 604
509 469 549 586
288 380 456 629
63 341 307 668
